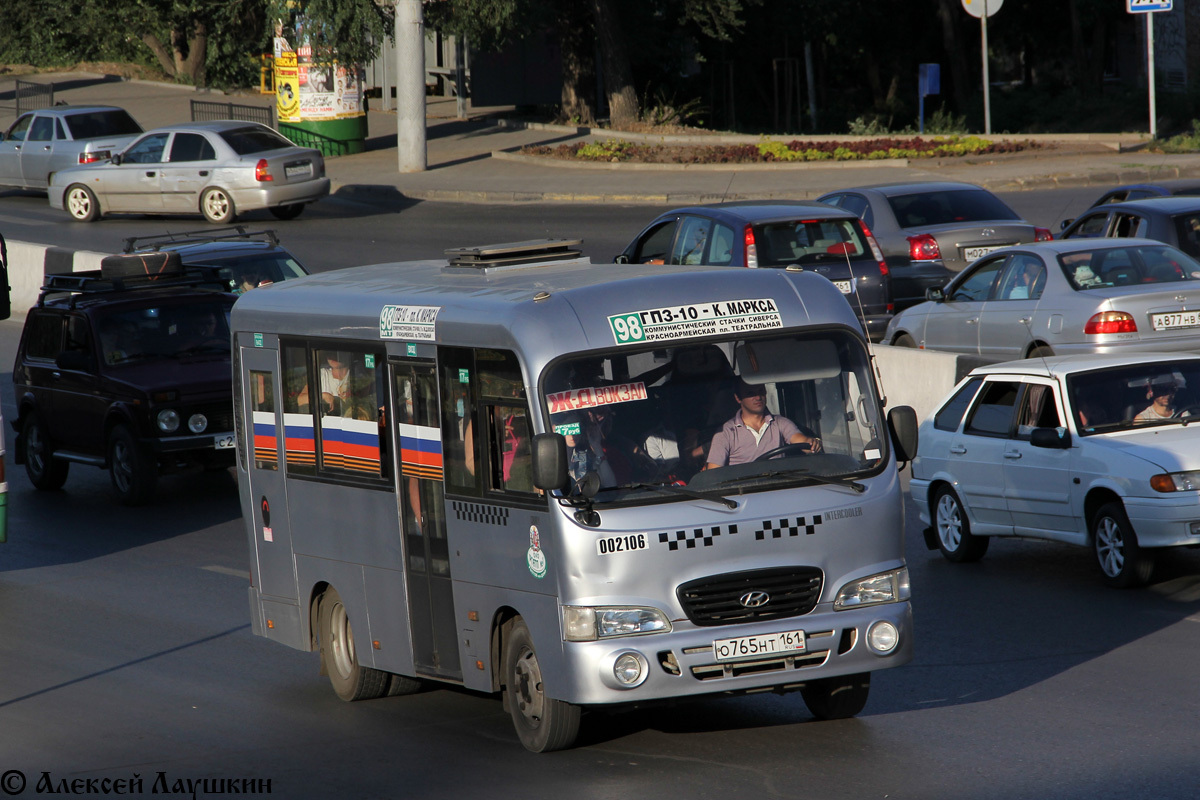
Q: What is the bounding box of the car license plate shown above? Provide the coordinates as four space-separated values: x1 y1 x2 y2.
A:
1151 311 1200 331
832 280 853 294
962 245 1003 261
285 163 311 178
214 435 236 449
712 629 806 662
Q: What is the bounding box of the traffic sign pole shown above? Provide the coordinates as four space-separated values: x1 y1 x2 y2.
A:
1148 13 1157 139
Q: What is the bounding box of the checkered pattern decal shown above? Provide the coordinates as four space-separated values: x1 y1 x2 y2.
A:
452 501 510 527
656 516 823 551
756 515 823 539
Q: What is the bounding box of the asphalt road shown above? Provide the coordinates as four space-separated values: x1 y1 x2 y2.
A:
1 189 1199 799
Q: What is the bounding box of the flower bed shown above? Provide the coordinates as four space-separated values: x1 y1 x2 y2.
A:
520 136 1042 164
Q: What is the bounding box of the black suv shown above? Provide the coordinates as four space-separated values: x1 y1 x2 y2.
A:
121 226 309 294
12 254 236 505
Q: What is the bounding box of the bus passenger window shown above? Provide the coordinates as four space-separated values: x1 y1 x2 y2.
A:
489 406 534 494
281 344 316 475
316 349 387 477
249 369 278 471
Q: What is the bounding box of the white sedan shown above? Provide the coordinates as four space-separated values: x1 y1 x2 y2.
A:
912 352 1200 587
48 120 330 224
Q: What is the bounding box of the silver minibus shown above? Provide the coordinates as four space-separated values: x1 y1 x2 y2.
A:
232 240 918 751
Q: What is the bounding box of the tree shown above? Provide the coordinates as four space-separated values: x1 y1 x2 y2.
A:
268 0 394 69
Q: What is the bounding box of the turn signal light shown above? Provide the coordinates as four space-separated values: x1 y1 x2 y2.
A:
1034 227 1053 241
1084 311 1137 335
907 233 940 261
862 223 889 275
744 224 758 268
255 159 274 182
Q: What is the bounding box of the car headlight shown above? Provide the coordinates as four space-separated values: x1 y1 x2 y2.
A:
563 606 671 641
188 413 209 434
834 567 910 610
156 409 180 433
1150 471 1200 492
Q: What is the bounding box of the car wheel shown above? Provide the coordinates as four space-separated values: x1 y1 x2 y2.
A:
319 587 389 701
893 333 916 348
65 184 100 222
201 187 236 224
1028 345 1054 359
932 485 989 562
269 203 305 220
801 672 871 720
108 424 157 506
1092 502 1153 588
22 415 69 490
504 618 580 752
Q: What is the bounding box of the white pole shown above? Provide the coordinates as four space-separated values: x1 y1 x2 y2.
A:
396 0 426 173
982 9 991 135
1147 13 1157 140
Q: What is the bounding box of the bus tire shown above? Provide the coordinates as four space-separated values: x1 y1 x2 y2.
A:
503 618 580 752
108 425 157 506
319 587 389 701
801 672 871 720
385 673 423 696
23 414 69 490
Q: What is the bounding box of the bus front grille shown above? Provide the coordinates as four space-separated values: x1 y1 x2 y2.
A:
676 566 823 626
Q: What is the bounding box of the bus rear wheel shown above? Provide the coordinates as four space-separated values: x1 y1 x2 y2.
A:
503 618 580 752
319 587 389 701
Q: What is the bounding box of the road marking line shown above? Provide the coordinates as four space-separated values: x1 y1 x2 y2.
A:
202 565 251 580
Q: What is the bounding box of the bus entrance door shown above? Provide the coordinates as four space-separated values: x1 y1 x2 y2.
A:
241 346 297 602
392 361 462 680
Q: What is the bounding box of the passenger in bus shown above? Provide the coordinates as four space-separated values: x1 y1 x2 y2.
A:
704 377 821 469
320 353 352 415
562 406 633 490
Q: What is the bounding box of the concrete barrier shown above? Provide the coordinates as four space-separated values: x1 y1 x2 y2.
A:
7 239 106 317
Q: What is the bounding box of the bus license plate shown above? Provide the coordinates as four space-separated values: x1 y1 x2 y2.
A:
1151 311 1200 331
713 629 806 662
214 435 236 449
832 280 853 294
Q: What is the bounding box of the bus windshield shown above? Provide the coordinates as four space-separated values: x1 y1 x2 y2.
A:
542 329 886 503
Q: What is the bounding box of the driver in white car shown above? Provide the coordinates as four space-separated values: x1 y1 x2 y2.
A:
704 377 821 469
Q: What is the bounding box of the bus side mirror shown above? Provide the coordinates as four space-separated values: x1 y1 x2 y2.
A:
532 432 569 492
887 405 918 463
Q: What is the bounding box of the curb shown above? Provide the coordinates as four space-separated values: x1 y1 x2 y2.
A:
490 149 909 171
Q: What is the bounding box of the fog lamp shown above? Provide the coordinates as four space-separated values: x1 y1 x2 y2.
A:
867 620 899 655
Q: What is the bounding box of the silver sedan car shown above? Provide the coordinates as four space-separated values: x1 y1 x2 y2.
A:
0 106 142 190
47 120 330 223
884 238 1200 360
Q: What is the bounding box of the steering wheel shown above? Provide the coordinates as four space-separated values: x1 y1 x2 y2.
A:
755 442 812 461
1173 404 1200 418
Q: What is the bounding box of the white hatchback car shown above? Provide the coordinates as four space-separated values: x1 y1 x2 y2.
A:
912 352 1200 587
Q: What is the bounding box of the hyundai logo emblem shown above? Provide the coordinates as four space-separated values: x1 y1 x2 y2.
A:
739 591 770 608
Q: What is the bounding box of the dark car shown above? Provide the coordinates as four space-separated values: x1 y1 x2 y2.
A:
1058 196 1200 260
1058 180 1200 230
12 256 236 505
616 201 892 341
817 181 1053 312
121 226 309 293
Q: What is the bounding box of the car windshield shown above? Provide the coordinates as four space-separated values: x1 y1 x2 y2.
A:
888 189 1020 228
184 251 309 293
541 329 886 505
219 127 295 155
1058 244 1200 290
64 110 142 139
98 302 232 366
1068 360 1200 434
754 218 868 267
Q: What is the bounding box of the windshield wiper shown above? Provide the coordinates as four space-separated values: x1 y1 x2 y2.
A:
604 481 738 509
713 468 866 494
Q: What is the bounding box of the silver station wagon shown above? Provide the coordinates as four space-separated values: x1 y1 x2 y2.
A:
885 238 1200 360
0 105 143 190
47 120 330 224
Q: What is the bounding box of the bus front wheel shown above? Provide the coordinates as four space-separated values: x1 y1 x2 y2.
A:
503 618 580 752
319 587 389 701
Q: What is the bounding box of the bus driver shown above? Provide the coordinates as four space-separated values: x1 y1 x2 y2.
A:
705 377 821 469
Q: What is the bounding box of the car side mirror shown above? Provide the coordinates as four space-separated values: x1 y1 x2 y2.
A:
887 405 918 464
925 287 945 302
56 350 93 372
1030 427 1071 449
111 153 123 166
614 254 630 264
1060 218 1073 230
532 432 569 492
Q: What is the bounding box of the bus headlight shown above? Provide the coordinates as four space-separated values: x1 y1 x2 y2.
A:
834 567 910 610
156 409 180 433
563 606 671 641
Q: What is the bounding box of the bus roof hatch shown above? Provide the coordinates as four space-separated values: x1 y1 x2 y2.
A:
445 238 584 269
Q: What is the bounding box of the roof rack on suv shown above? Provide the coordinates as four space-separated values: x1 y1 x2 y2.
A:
445 238 584 269
38 268 229 307
122 226 280 253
